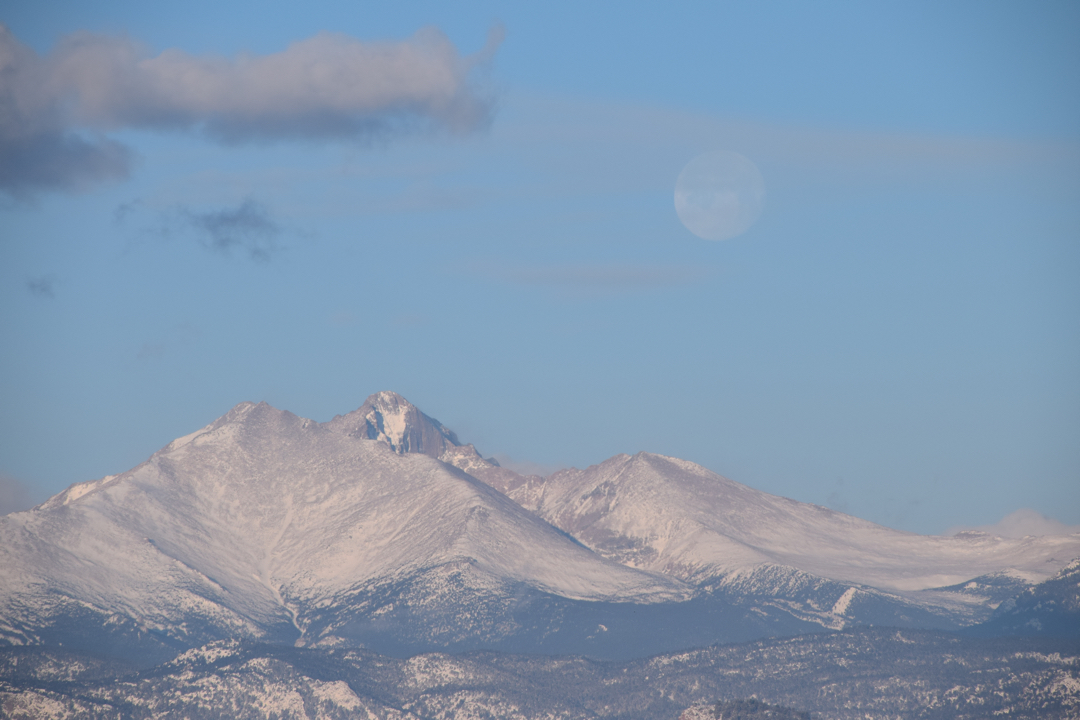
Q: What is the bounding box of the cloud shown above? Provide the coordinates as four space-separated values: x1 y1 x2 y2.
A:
0 26 133 196
112 199 143 225
473 263 711 294
26 275 56 298
949 508 1080 538
0 130 133 197
117 198 284 260
182 199 281 260
496 93 1080 203
0 23 502 195
0 473 35 515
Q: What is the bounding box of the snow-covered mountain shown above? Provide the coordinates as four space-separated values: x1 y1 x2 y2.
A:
466 451 1079 625
0 398 690 660
1 391 1077 664
970 558 1080 638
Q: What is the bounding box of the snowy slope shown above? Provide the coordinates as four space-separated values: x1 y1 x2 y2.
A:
3 391 1077 661
480 452 1079 606
0 400 686 655
325 394 1080 629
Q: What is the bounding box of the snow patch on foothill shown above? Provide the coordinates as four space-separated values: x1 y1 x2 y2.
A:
831 587 858 616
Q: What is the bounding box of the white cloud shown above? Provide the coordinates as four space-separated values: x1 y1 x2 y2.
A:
0 23 502 194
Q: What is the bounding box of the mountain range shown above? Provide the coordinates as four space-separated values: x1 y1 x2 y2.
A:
1 391 1078 717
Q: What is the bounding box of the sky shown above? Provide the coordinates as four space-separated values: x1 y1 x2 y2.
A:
1 1 1078 535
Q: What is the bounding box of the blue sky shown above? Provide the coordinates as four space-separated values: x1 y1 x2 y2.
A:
1 1 1078 534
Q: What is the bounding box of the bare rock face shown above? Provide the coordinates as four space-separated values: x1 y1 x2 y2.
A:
324 391 535 494
323 391 461 458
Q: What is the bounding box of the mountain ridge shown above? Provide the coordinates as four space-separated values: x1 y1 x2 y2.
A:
1 397 693 659
2 391 1078 664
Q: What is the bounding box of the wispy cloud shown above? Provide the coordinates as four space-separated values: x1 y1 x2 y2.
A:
471 263 711 294
0 23 502 195
182 200 281 260
495 93 1080 201
0 473 35 515
949 508 1080 538
117 198 286 260
26 275 56 298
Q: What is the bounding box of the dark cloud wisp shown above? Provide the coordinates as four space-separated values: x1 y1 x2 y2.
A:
26 275 56 298
0 23 502 195
116 198 285 260
0 130 133 197
183 200 281 260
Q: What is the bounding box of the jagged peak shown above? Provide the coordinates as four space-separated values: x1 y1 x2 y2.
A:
324 391 463 459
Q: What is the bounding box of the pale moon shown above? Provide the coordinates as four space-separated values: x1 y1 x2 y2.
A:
674 150 765 241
